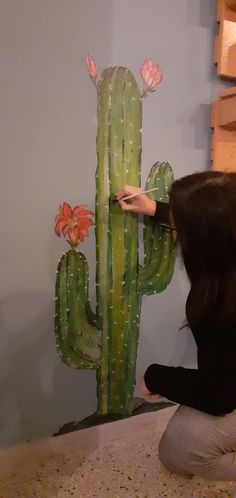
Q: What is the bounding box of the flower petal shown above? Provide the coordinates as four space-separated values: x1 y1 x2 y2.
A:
62 224 69 236
55 213 63 224
68 226 80 246
77 211 94 220
78 230 86 242
79 218 94 230
85 55 97 79
62 202 72 218
72 205 90 218
55 219 68 236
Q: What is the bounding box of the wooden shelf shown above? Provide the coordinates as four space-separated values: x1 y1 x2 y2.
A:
211 87 236 171
214 0 236 79
218 87 236 130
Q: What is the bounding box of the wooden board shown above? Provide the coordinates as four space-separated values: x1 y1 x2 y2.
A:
214 0 236 78
211 88 236 171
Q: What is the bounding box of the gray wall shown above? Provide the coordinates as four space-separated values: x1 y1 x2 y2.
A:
0 0 227 447
0 0 112 447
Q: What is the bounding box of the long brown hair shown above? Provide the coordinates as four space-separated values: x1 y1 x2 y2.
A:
170 171 236 332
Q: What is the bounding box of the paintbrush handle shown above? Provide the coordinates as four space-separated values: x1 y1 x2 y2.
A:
120 187 159 202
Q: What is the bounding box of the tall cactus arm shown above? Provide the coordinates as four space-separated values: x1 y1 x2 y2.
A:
139 162 176 295
109 68 142 414
55 250 101 369
96 67 142 415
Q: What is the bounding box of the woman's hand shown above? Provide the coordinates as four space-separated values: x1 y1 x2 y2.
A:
116 185 156 216
139 375 162 403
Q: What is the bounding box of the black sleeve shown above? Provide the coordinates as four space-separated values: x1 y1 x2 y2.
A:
153 201 170 224
144 363 236 416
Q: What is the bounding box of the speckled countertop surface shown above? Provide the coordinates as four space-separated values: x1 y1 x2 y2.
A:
0 406 234 498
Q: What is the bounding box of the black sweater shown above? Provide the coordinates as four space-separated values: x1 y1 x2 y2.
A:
144 202 236 416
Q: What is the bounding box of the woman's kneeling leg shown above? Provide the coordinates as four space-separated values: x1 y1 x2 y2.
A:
158 405 236 481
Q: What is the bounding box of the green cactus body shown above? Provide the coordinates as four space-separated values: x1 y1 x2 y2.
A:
95 68 142 414
55 65 176 418
139 162 176 295
55 250 101 370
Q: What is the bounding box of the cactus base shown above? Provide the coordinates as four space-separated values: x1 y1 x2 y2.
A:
53 399 175 436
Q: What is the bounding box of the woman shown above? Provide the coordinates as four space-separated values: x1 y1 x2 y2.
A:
117 171 236 484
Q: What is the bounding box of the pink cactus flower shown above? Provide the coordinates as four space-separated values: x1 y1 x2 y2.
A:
140 60 163 95
85 54 97 79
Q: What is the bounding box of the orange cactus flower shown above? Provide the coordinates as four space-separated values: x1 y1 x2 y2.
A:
55 202 94 247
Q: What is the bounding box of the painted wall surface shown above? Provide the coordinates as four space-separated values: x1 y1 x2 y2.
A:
0 0 112 447
0 0 228 447
111 0 228 388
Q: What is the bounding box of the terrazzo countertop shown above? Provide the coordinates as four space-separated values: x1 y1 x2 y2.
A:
0 406 234 498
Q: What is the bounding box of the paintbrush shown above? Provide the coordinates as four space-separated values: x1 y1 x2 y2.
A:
111 187 159 204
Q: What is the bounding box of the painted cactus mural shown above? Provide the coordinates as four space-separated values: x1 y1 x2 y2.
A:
54 57 176 417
